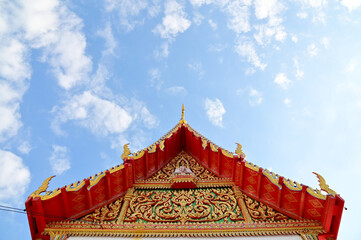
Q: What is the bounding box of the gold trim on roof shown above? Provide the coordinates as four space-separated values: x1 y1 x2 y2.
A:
45 224 325 238
66 180 86 192
306 187 326 200
235 143 246 159
179 104 187 124
201 138 208 149
88 172 106 190
263 169 281 189
245 160 259 172
313 172 337 196
121 143 131 160
109 164 124 174
283 178 302 191
221 149 233 158
30 175 55 198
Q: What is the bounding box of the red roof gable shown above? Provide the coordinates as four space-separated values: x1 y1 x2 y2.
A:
26 107 344 240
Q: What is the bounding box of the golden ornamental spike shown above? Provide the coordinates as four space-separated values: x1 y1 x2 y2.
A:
121 143 131 160
313 172 337 196
235 143 246 159
179 104 187 124
30 175 56 197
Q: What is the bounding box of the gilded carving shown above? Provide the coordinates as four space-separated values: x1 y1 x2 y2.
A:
243 194 289 222
30 175 56 197
283 178 302 191
125 188 244 224
141 151 219 182
306 187 326 200
235 143 246 159
81 197 124 223
121 143 131 160
263 169 281 189
313 172 337 196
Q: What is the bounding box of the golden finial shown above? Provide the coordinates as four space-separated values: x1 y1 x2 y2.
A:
235 143 246 159
121 143 131 160
313 172 337 196
179 104 187 124
30 175 56 197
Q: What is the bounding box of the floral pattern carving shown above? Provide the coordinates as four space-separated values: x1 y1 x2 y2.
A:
125 188 244 224
244 195 289 222
81 198 123 223
142 151 219 182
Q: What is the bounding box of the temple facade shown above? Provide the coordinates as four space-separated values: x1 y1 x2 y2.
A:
26 105 344 240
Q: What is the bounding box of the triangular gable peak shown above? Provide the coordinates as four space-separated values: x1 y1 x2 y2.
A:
26 105 344 240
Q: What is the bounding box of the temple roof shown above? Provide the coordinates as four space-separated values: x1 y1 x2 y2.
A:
25 105 344 240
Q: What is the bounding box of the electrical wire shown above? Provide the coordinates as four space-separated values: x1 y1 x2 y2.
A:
0 204 103 227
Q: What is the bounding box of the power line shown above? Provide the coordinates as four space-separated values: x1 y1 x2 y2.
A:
0 204 103 227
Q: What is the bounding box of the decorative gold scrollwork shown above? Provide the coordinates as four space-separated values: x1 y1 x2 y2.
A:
125 188 244 224
243 194 289 222
142 151 219 182
81 198 124 223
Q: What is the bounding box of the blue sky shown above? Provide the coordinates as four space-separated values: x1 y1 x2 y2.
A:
0 0 360 239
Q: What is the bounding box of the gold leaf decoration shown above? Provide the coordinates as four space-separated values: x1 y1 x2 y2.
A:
125 188 244 224
81 198 124 223
243 194 289 222
30 175 56 197
312 172 337 196
141 151 220 182
121 143 131 160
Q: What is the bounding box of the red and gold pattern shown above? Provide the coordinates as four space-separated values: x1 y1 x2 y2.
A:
26 106 344 240
125 188 244 224
139 151 221 182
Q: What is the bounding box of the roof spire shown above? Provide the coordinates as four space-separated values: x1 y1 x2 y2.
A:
179 104 187 124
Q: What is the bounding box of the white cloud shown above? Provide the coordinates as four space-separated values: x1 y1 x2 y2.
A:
345 59 358 73
253 0 286 45
149 68 163 90
104 0 149 31
97 22 117 56
0 149 30 205
291 34 298 43
153 0 191 39
300 0 327 8
224 0 252 34
208 43 228 52
208 19 217 30
254 0 283 20
274 73 291 90
192 11 204 25
293 58 304 79
166 86 187 95
189 0 214 7
52 91 133 136
188 61 205 79
17 141 32 155
235 39 267 70
307 43 318 57
0 82 23 142
0 38 30 82
204 98 226 127
20 0 92 90
284 98 291 106
341 0 361 11
154 42 170 59
249 88 263 106
49 145 70 175
140 107 158 128
297 12 308 19
130 99 159 129
320 37 329 49
312 11 326 24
